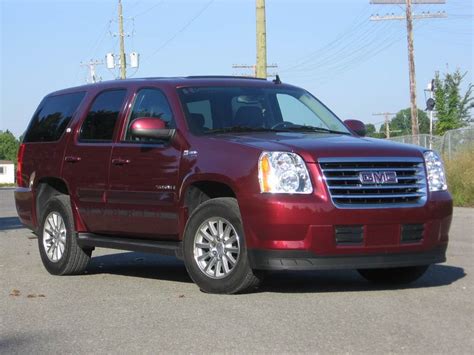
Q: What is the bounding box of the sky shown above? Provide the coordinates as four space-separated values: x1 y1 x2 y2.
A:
1 0 473 138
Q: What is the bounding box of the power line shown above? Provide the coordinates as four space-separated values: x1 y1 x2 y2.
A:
130 0 165 18
281 4 373 72
143 0 215 64
287 21 395 75
286 21 401 79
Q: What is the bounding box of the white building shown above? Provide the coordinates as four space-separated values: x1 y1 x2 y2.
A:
0 160 15 184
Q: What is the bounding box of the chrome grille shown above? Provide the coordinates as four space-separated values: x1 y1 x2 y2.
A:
319 157 427 208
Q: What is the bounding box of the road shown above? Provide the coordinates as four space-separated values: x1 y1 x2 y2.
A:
0 188 472 353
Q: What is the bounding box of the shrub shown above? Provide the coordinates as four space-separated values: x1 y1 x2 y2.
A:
444 147 474 207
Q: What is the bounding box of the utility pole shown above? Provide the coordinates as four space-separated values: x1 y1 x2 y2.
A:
405 0 419 137
256 0 267 79
373 112 397 138
370 0 447 141
118 0 127 80
80 60 103 83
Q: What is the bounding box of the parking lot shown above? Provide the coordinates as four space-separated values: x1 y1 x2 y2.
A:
0 188 472 353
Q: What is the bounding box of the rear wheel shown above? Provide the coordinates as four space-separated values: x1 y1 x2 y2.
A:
38 195 91 275
183 198 261 294
357 265 429 285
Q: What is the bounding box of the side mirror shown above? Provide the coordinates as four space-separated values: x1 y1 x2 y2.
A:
344 119 367 137
130 117 174 140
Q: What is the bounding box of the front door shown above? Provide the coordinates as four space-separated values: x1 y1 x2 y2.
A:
107 88 181 239
62 89 128 233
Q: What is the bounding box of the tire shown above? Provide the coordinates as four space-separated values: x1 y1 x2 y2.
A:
183 197 261 294
357 265 429 285
38 195 91 275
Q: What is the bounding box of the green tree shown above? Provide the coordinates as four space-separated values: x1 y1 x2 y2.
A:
379 108 430 138
434 69 474 135
365 123 376 136
364 123 384 138
0 130 20 163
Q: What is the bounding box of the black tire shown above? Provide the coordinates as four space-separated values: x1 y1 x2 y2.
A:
38 195 91 275
183 197 261 294
357 265 429 285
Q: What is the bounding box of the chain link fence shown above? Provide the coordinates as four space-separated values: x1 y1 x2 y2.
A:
387 127 474 159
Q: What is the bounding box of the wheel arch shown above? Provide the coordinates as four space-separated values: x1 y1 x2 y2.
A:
35 177 70 226
178 175 240 239
34 177 86 233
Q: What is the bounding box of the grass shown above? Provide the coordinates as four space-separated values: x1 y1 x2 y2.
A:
445 147 474 207
0 183 16 188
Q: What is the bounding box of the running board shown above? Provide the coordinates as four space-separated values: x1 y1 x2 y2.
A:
77 233 183 259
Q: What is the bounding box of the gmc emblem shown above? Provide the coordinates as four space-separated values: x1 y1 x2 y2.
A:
359 171 398 184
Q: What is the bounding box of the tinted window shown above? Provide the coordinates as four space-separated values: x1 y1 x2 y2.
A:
23 92 85 142
125 89 174 142
180 100 212 134
79 90 127 142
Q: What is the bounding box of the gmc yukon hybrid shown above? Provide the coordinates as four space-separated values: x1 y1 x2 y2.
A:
14 77 452 294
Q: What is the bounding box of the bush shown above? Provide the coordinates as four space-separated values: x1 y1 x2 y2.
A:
445 147 474 207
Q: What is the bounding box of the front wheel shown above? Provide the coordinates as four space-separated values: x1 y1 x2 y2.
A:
183 198 261 294
357 265 429 285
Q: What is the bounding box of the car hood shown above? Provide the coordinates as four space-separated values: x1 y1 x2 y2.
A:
209 132 425 163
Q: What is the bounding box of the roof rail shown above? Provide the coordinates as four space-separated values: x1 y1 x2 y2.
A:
186 75 267 81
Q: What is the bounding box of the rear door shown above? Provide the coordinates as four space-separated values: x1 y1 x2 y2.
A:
62 89 128 233
107 87 181 239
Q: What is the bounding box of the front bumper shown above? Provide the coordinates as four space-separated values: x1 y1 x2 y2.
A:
239 189 453 267
248 246 447 270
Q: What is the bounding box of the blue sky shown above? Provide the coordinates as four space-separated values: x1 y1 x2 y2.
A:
1 0 472 137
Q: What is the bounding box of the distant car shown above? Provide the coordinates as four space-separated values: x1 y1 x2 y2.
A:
14 76 452 294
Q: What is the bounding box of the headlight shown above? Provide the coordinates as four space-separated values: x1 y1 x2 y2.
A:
424 150 447 191
258 151 313 194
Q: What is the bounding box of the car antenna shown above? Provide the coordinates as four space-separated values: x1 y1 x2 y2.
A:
273 75 282 85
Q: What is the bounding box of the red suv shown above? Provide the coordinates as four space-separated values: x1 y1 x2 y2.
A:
15 77 452 294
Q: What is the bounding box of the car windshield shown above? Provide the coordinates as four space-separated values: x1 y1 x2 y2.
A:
178 86 351 135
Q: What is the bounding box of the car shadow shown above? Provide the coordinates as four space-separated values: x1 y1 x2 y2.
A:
257 264 466 293
86 252 192 284
86 252 466 292
0 217 24 231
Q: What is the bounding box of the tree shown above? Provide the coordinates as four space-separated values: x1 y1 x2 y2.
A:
434 69 474 135
366 123 376 136
0 130 20 163
379 108 430 138
364 123 384 138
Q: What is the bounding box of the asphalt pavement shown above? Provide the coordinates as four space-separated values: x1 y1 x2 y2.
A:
0 188 473 354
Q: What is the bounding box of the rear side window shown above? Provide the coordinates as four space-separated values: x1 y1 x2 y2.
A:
79 90 127 142
23 92 85 142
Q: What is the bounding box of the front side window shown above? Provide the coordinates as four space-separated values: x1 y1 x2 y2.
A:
124 88 175 142
79 90 127 142
178 87 350 135
23 92 85 142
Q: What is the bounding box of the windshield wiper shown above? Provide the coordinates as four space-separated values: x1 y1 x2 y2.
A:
204 126 284 134
281 125 352 135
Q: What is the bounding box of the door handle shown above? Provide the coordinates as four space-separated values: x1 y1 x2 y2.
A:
112 158 131 166
65 156 81 163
